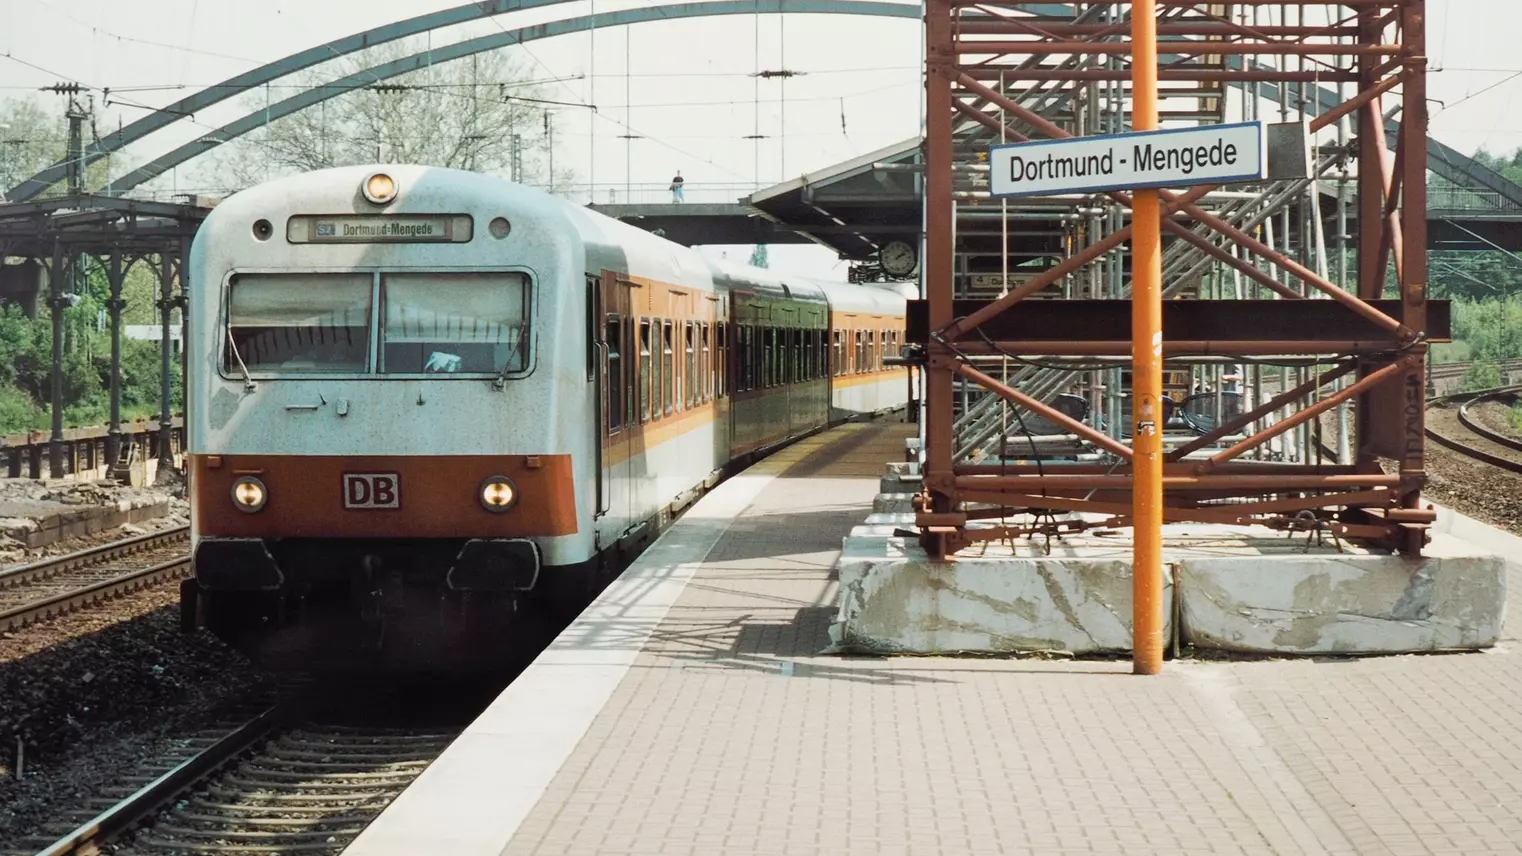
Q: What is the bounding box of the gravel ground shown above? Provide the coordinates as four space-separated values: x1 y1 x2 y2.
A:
0 584 276 843
0 470 280 845
1471 398 1522 442
1420 404 1522 535
1302 407 1522 538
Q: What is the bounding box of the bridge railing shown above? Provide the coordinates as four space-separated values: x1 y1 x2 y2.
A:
0 418 186 481
561 182 770 206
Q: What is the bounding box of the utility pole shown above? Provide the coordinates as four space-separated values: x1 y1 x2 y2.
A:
1129 0 1164 676
545 111 555 194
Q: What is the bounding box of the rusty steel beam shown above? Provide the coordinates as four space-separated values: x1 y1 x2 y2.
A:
952 68 1410 338
952 362 1135 459
917 0 1429 557
1167 362 1358 461
954 474 1402 490
958 68 1361 82
954 42 1402 56
906 300 1450 347
1202 356 1415 471
1158 220 1305 300
954 23 1359 37
923 0 956 531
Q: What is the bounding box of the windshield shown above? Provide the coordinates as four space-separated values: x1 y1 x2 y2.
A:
225 273 372 373
381 272 529 374
223 271 532 377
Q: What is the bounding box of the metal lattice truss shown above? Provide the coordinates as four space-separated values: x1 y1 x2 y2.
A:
914 0 1437 558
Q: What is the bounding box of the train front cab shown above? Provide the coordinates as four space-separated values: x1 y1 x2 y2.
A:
183 167 598 670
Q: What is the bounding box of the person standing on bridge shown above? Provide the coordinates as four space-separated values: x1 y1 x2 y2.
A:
670 171 685 202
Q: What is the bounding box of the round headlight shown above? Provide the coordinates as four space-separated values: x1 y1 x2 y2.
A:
231 476 267 513
362 172 397 204
479 476 517 513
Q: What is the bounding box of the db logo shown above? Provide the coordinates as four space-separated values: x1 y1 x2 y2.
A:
343 473 400 509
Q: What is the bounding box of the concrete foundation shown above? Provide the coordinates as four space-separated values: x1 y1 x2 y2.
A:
1179 536 1506 654
836 465 1508 657
0 481 173 549
833 531 1174 655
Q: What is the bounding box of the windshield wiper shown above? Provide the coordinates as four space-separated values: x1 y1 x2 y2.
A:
227 335 257 392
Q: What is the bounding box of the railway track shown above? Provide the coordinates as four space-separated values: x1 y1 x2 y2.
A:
0 526 191 634
24 694 455 856
1428 358 1522 384
1424 386 1522 475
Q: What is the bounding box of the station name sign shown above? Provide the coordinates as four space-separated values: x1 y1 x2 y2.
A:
286 214 474 244
988 122 1266 198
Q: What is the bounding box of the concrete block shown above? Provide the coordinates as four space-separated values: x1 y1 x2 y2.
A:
1179 535 1506 654
864 512 917 527
878 473 923 493
884 461 920 477
873 493 917 514
832 535 1172 655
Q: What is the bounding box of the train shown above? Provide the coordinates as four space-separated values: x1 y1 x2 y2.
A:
181 164 911 672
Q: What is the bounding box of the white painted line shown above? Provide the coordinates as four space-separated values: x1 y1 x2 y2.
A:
341 432 840 856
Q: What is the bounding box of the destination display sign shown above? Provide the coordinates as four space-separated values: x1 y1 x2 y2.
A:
286 214 474 244
988 122 1266 198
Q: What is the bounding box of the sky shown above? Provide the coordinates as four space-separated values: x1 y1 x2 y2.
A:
0 0 1516 278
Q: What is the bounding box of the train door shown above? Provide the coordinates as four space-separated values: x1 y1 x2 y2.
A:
597 272 634 547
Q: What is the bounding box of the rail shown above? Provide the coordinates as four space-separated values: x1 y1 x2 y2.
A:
34 703 293 856
0 526 191 633
1424 385 1522 475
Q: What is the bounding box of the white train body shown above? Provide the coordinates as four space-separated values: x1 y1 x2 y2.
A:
184 164 908 670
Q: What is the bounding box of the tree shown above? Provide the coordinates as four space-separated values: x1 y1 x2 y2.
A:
749 244 769 269
0 96 118 200
192 37 573 194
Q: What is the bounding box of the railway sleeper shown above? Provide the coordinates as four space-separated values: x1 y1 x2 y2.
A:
262 748 446 764
241 755 431 771
302 725 456 739
143 825 368 842
225 770 422 786
165 812 379 829
190 799 393 814
206 783 407 802
131 837 347 854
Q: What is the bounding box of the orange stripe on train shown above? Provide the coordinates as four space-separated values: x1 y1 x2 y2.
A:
191 454 578 538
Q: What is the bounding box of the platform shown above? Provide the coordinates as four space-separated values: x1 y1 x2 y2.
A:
345 421 1522 856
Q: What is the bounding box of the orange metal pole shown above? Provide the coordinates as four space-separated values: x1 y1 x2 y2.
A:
1130 0 1164 676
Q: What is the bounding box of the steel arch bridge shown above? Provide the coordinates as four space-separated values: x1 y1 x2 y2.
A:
7 0 960 201
6 1 1515 208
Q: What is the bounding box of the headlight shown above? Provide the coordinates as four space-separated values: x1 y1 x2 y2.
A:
479 475 517 512
362 172 397 204
231 476 267 513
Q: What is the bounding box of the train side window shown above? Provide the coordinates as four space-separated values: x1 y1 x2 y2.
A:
700 323 711 402
684 323 696 409
662 320 675 415
791 329 802 384
762 328 773 388
605 317 623 432
639 320 652 423
734 325 745 392
830 330 841 377
626 317 636 422
717 322 728 396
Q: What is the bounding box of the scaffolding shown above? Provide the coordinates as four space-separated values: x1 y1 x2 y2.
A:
913 1 1439 558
